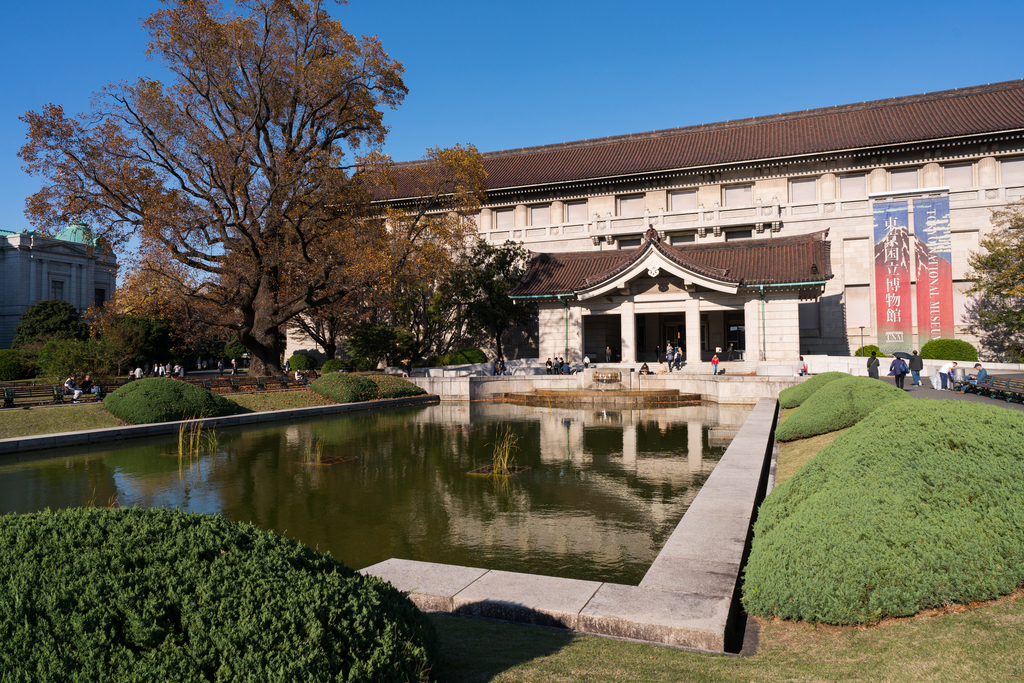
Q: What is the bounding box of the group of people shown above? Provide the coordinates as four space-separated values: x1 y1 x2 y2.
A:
63 374 98 403
544 357 573 375
866 350 986 391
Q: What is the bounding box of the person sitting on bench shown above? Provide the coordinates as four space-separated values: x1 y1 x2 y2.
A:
64 375 83 403
968 363 987 384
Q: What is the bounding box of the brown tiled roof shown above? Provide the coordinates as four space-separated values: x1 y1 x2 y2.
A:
510 231 833 297
387 80 1024 198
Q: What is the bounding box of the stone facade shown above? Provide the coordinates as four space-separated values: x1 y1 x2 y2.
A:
461 82 1024 363
0 226 117 349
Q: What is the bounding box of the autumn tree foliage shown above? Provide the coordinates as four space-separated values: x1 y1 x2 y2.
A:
20 0 485 377
967 200 1024 360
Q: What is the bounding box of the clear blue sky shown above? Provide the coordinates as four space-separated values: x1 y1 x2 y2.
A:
2 0 1022 237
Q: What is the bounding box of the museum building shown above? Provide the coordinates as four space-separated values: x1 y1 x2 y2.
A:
391 79 1024 365
0 223 118 349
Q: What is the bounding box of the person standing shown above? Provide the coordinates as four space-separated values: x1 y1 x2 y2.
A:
938 361 957 390
866 351 880 379
665 343 674 373
605 346 612 363
231 358 238 375
583 354 590 369
545 358 553 375
889 356 908 390
711 354 720 375
726 344 735 362
908 350 924 386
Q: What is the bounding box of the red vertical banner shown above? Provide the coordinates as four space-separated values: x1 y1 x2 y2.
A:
913 197 955 342
873 201 912 354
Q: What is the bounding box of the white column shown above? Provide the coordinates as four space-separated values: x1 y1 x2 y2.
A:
685 297 701 363
29 258 36 304
620 300 635 363
744 296 762 361
622 423 637 468
687 421 703 472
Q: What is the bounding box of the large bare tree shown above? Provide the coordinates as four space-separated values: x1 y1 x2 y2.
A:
20 0 484 376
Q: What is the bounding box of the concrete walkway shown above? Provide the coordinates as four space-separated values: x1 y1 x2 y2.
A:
361 398 779 653
882 372 1024 412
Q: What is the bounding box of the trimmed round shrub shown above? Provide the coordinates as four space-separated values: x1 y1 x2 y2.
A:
0 349 31 381
744 400 1024 624
367 374 428 399
321 358 346 374
853 345 886 358
774 375 909 441
920 338 978 362
447 347 487 365
104 377 246 424
288 353 318 371
0 507 438 681
778 372 848 409
311 373 426 404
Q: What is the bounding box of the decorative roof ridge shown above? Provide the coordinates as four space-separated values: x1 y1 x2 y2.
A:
581 228 734 288
472 80 1024 162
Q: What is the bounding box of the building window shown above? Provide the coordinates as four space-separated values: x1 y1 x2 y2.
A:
840 174 866 198
790 178 816 203
671 233 695 245
618 237 642 248
669 190 697 211
618 195 644 217
494 209 514 230
944 163 973 189
845 285 871 328
565 201 588 223
890 168 918 191
799 301 820 331
51 281 64 301
725 229 752 241
95 288 107 308
1002 158 1024 185
530 205 550 226
723 184 752 207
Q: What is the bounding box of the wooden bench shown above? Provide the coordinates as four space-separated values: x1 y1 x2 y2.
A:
1002 378 1024 403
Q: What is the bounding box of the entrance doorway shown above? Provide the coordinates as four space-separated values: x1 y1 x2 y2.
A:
583 315 621 363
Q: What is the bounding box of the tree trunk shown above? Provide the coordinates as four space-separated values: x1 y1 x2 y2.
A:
243 322 284 377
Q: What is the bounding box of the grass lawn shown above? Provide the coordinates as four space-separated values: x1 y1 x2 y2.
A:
224 389 335 412
0 390 337 441
0 403 124 440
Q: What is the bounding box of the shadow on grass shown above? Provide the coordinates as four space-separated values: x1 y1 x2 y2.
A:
431 612 576 683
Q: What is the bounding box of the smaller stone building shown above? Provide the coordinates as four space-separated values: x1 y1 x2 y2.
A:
0 223 117 348
511 228 832 363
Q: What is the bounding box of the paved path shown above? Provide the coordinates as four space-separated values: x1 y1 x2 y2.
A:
879 372 1024 413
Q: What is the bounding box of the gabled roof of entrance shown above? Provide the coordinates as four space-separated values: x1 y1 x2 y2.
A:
510 230 833 298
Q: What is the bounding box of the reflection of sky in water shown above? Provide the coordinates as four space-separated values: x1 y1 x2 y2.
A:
110 462 225 515
0 403 748 584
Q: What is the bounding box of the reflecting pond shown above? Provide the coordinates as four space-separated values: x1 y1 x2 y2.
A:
0 402 751 585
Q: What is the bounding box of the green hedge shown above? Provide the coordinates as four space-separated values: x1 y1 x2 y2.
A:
0 507 438 682
288 353 318 370
321 358 346 374
774 375 909 441
744 400 1024 624
920 338 978 362
778 372 849 409
853 345 887 358
0 349 31 381
104 378 246 424
310 373 426 404
447 347 487 365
